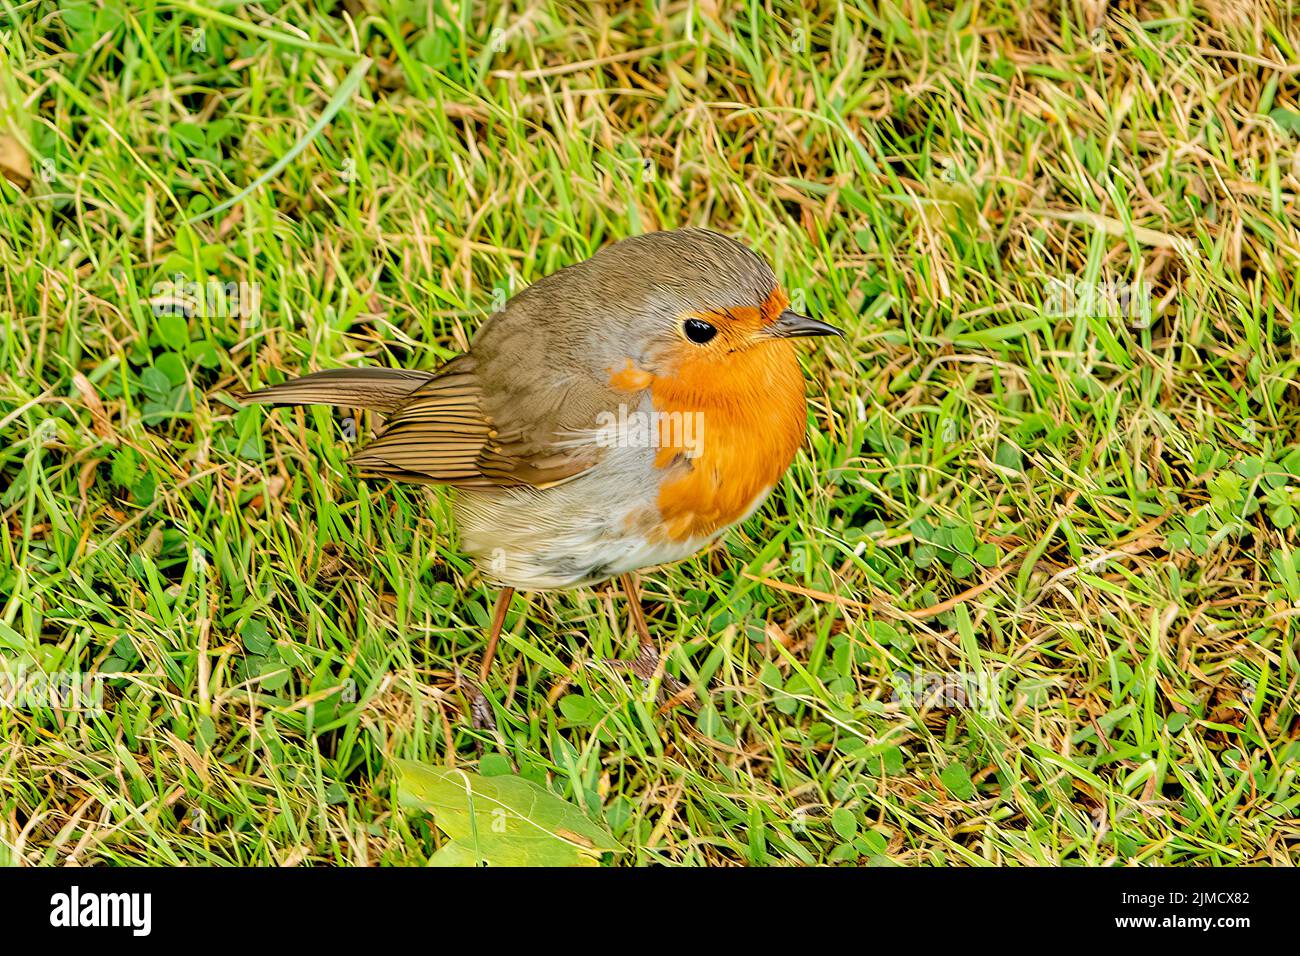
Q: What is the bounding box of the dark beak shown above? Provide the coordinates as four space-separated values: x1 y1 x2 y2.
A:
768 309 844 339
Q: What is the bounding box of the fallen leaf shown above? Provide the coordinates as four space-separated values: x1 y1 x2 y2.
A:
394 759 623 867
0 134 32 189
72 372 112 438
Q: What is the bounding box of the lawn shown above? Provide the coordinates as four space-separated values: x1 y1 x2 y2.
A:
1 0 1298 866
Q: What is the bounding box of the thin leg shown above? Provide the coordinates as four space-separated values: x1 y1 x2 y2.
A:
606 573 691 702
469 587 514 732
480 587 515 682
621 573 653 648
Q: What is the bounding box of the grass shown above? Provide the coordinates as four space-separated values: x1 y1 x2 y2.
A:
1 0 1299 866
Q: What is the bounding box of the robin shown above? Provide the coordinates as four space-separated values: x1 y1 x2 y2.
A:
239 227 841 724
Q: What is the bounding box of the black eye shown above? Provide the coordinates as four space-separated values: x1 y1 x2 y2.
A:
683 318 717 345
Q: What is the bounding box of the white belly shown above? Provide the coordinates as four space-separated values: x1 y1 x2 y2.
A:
452 443 771 590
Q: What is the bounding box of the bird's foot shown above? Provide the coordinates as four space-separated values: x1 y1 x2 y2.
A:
467 687 498 732
601 642 697 710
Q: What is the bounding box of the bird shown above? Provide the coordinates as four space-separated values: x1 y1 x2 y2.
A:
238 227 841 725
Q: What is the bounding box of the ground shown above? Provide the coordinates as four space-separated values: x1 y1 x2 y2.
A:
1 0 1299 865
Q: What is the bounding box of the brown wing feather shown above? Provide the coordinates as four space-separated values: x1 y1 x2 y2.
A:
239 367 436 413
241 276 632 489
346 355 604 488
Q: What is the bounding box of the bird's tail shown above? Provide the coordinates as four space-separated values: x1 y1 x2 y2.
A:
236 367 436 414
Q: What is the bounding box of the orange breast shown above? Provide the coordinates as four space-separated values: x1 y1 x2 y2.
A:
649 341 807 542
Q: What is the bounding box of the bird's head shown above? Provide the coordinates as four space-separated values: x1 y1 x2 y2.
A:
553 228 841 391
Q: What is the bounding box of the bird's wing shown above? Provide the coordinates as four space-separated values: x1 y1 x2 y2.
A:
348 335 619 490
241 263 633 490
238 367 438 413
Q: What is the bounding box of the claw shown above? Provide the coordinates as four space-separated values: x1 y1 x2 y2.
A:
468 687 497 732
601 642 696 709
